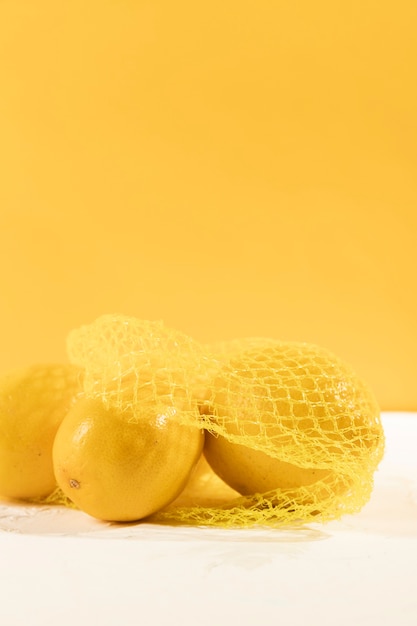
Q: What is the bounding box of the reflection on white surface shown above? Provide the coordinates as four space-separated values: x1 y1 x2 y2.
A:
0 413 416 626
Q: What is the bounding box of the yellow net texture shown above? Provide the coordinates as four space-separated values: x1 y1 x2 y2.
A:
63 314 385 527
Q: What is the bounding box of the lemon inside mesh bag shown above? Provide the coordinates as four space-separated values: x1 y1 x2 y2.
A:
61 315 384 527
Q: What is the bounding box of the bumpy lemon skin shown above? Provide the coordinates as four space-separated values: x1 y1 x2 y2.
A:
52 397 204 522
0 364 83 501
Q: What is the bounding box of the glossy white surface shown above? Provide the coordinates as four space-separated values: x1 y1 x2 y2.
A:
1 413 416 625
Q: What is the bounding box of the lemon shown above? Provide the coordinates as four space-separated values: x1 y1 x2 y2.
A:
52 396 204 522
204 341 384 497
0 364 83 500
205 437 332 495
167 453 241 509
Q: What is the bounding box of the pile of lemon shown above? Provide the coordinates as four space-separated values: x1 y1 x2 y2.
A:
0 315 385 527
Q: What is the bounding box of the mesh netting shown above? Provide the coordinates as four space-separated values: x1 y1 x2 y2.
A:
161 338 384 526
66 314 209 417
58 315 384 527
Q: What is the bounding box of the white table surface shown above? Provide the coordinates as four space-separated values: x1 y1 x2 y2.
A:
1 412 416 626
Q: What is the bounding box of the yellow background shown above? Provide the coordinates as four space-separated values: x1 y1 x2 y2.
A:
0 1 416 409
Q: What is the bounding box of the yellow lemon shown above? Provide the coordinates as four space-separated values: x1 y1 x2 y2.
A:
52 396 204 522
205 438 332 495
204 341 384 497
0 364 83 500
168 454 241 509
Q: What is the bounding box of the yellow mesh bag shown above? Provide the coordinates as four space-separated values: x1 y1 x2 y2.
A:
66 314 209 415
61 315 384 527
